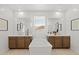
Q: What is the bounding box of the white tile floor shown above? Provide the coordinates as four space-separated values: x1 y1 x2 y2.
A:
1 48 79 55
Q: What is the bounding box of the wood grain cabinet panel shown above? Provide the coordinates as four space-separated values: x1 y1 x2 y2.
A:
9 36 32 49
54 36 62 48
48 36 54 46
9 38 16 48
62 36 70 48
25 39 31 49
48 36 70 49
17 38 25 48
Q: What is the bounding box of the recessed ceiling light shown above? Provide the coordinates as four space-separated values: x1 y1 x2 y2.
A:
17 11 25 17
54 11 63 18
55 12 61 15
18 11 24 15
18 9 21 11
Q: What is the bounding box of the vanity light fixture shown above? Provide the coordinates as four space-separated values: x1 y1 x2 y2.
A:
17 22 23 31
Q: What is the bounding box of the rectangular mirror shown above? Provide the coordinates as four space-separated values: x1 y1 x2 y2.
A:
0 18 8 31
71 18 79 31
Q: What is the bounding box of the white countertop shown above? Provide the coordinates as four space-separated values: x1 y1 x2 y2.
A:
8 35 32 37
48 34 70 36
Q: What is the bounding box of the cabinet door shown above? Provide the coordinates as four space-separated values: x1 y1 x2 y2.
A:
25 37 32 49
48 36 55 48
9 37 16 49
54 36 62 48
63 36 70 48
17 37 25 48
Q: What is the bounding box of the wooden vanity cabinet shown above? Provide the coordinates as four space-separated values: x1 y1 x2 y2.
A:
48 36 70 49
9 36 32 49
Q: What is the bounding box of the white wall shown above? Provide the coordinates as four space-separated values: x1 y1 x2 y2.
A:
0 8 14 53
65 9 79 52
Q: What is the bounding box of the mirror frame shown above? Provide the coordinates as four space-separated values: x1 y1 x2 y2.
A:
71 18 79 31
0 18 8 31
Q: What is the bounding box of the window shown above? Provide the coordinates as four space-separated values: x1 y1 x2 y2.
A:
33 16 46 30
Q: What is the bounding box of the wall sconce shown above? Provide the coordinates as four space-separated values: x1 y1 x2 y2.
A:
17 22 23 31
59 24 62 31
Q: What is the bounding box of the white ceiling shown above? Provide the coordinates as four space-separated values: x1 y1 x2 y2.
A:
0 4 79 11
